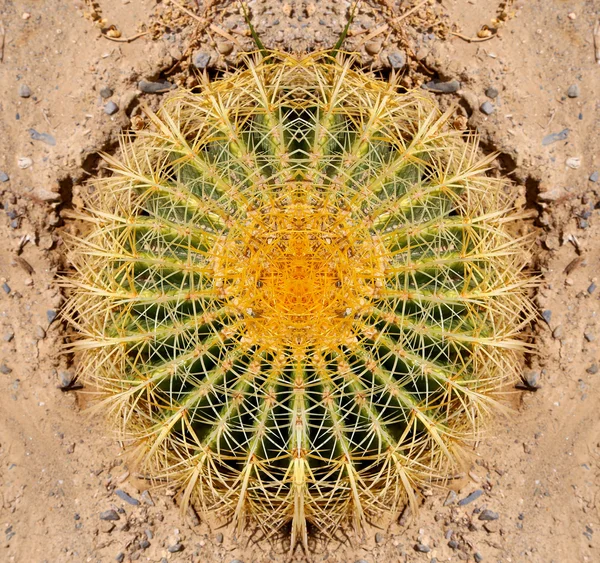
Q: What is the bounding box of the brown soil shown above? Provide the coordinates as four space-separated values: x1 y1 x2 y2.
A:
1 1 599 562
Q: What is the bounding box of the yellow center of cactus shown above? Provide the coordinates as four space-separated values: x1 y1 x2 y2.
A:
213 192 385 351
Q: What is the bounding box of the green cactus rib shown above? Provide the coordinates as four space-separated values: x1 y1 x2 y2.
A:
64 51 534 547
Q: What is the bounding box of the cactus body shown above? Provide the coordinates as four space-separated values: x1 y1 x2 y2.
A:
65 52 532 546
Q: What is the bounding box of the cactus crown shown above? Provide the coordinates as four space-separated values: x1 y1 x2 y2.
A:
65 49 533 549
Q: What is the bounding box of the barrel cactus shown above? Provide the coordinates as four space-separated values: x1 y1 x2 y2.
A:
64 50 533 548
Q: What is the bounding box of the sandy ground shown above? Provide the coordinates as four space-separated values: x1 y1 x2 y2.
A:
1 1 599 562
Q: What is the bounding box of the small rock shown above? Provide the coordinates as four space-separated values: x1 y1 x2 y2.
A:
104 101 119 115
18 84 32 98
480 101 494 115
115 489 140 505
29 129 56 146
354 560 368 563
485 86 499 99
17 157 33 169
587 363 598 375
414 543 431 553
138 80 174 94
99 509 120 521
47 309 57 324
139 539 150 550
584 331 595 342
100 87 113 99
588 283 597 294
542 128 569 146
566 156 581 169
567 84 580 98
588 171 599 183
216 41 234 56
168 543 184 553
140 490 154 506
542 310 552 324
365 39 383 55
458 489 483 506
229 560 245 563
34 325 46 340
215 532 224 544
375 532 384 544
478 509 499 521
192 51 211 69
115 553 125 563
3 332 14 342
474 554 483 563
0 363 13 375
552 325 564 339
2 282 10 294
448 540 459 549
387 51 406 70
0 171 9 182
32 188 61 203
100 521 115 533
422 79 461 93
523 369 540 389
444 490 457 506
58 370 76 389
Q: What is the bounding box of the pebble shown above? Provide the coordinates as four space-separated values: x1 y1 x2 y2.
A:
387 51 406 70
17 157 33 169
104 101 119 115
192 51 211 69
229 560 245 563
478 509 499 521
115 554 125 563
474 554 483 563
458 489 483 506
215 532 223 544
0 171 9 182
480 101 494 115
32 188 61 203
523 369 540 389
552 325 564 339
58 370 76 389
589 171 599 183
365 39 383 55
414 543 431 553
99 509 120 521
47 309 57 324
18 84 32 98
422 79 461 93
566 156 581 169
586 363 598 375
354 560 368 563
448 540 459 549
375 532 384 544
2 282 10 294
542 128 569 146
139 539 150 550
115 489 140 505
584 331 595 342
0 363 13 374
444 490 457 506
34 325 46 340
588 283 597 295
3 332 14 342
168 543 184 553
140 490 154 506
100 86 113 99
29 129 56 146
485 86 498 99
567 84 580 98
542 310 552 324
216 41 234 56
138 80 174 94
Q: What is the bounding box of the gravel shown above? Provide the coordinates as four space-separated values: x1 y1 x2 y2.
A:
138 80 174 94
542 128 569 146
567 84 580 98
485 86 499 99
29 128 56 146
387 51 406 70
115 489 139 505
478 509 499 521
99 509 120 521
480 101 494 115
192 51 211 69
458 489 483 506
422 79 461 93
18 84 32 98
104 101 119 115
